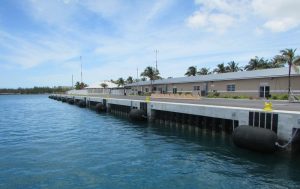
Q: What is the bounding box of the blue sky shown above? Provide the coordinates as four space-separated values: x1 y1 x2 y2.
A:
0 0 300 88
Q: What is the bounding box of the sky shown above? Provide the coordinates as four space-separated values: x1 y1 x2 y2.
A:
0 0 300 88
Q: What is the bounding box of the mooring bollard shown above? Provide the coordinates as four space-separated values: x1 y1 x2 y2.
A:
263 102 273 111
145 96 150 103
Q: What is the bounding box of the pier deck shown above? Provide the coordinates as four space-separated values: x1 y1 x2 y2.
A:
82 95 300 112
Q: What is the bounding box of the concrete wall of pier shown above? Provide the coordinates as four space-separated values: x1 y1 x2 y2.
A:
55 94 300 144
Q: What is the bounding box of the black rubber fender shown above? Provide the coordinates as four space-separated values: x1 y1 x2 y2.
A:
78 100 86 108
129 109 147 122
95 103 106 113
233 125 278 153
68 99 74 105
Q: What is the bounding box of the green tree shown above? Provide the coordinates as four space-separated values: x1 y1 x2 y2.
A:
140 66 161 92
274 48 300 95
213 63 227 73
269 57 285 68
126 76 134 84
197 67 211 75
244 56 269 71
75 81 88 90
100 83 108 88
115 77 125 87
226 61 242 72
185 66 197 76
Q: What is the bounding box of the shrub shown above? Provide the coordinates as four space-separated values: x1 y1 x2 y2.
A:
207 92 220 98
279 94 289 100
214 92 220 97
270 94 288 100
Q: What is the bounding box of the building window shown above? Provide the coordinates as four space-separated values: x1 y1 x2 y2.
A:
193 86 200 91
145 88 149 92
153 87 157 91
227 84 235 91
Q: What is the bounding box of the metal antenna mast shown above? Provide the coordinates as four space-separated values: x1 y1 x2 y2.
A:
155 49 159 71
80 56 82 83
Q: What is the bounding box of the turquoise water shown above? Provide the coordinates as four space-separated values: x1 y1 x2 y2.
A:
0 95 299 189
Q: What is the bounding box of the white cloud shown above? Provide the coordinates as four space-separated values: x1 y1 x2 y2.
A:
187 12 235 33
186 11 207 29
187 0 249 33
0 31 80 68
27 0 77 30
145 0 173 22
252 0 300 32
79 0 123 18
195 0 250 17
263 18 298 33
254 27 264 35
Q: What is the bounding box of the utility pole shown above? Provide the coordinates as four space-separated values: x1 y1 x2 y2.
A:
136 67 139 80
72 74 74 89
80 56 83 83
155 49 159 71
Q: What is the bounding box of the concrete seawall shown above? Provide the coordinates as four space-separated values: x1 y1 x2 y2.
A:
52 94 300 152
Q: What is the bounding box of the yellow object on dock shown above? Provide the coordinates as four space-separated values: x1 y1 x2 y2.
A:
145 96 151 103
263 102 273 111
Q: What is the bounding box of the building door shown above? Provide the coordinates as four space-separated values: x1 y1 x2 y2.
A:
259 86 270 98
173 88 177 94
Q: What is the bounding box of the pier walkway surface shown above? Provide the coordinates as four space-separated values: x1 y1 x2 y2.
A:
93 95 300 112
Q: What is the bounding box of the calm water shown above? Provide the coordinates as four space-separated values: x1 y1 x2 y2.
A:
0 95 300 189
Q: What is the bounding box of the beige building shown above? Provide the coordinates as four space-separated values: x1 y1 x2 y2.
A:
126 67 300 98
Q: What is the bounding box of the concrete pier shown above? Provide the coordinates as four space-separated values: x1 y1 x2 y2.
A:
51 94 300 152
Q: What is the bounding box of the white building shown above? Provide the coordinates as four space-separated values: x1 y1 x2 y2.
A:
86 81 125 96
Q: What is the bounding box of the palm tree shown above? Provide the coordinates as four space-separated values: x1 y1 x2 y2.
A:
126 76 133 84
213 63 227 73
269 57 285 68
244 56 269 71
226 61 242 72
75 81 87 90
185 66 197 76
75 81 81 90
115 77 125 87
197 67 211 75
140 66 161 92
274 48 300 95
